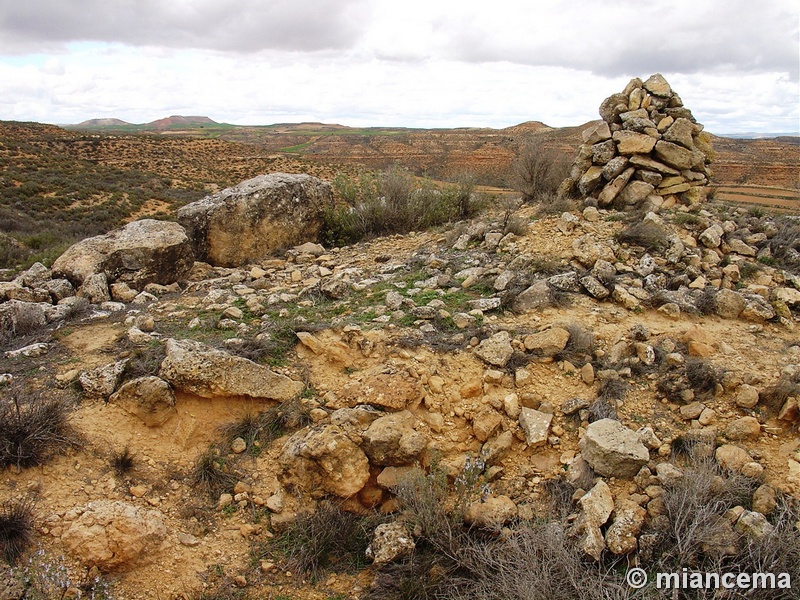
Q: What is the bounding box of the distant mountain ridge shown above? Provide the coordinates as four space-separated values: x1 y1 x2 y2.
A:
70 115 219 130
718 132 800 140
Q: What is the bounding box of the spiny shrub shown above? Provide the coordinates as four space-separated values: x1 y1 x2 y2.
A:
263 501 382 580
0 390 79 469
191 447 238 500
220 398 311 452
0 499 34 564
109 445 136 477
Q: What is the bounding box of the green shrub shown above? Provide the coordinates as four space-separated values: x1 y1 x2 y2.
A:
322 167 484 246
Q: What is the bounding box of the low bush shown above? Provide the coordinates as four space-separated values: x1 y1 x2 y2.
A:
509 136 571 203
0 499 34 564
587 397 619 422
555 323 596 366
322 167 484 247
653 458 759 569
615 220 669 251
0 389 79 469
685 358 722 396
191 447 238 500
8 548 114 598
767 218 800 273
220 398 311 453
760 375 800 414
598 378 628 402
109 445 136 477
121 341 166 380
445 522 629 600
262 501 382 580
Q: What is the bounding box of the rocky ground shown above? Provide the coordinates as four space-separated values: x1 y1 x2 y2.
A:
1 190 799 598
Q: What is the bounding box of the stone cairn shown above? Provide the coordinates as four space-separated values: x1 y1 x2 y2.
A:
563 73 714 210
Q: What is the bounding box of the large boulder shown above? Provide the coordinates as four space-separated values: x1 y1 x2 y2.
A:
61 500 167 572
52 219 193 288
280 423 370 498
579 418 650 478
158 338 303 400
177 173 333 267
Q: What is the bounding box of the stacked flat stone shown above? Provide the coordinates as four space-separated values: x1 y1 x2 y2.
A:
564 74 714 210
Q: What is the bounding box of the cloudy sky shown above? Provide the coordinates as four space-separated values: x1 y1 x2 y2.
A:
0 0 797 133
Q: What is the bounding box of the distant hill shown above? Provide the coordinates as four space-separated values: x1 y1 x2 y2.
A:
68 115 221 132
75 118 133 127
145 115 218 129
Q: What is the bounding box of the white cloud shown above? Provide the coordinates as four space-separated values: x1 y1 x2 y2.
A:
0 0 797 133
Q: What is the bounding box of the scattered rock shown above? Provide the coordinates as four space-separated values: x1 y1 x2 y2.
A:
61 501 167 572
605 499 646 555
472 409 503 443
752 484 777 516
735 510 774 539
52 219 193 289
366 522 415 566
725 416 761 441
159 338 303 400
523 327 570 357
281 423 370 498
109 376 176 427
362 411 428 466
518 408 552 448
464 495 518 529
79 361 128 400
579 418 650 478
474 331 514 367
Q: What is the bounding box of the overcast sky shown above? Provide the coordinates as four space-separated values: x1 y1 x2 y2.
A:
0 0 797 133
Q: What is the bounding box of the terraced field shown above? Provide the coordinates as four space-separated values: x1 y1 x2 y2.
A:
715 184 800 213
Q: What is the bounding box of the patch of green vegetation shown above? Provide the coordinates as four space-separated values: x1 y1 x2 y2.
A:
278 141 314 153
321 168 484 247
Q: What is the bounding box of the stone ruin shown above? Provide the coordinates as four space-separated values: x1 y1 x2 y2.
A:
563 73 714 211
